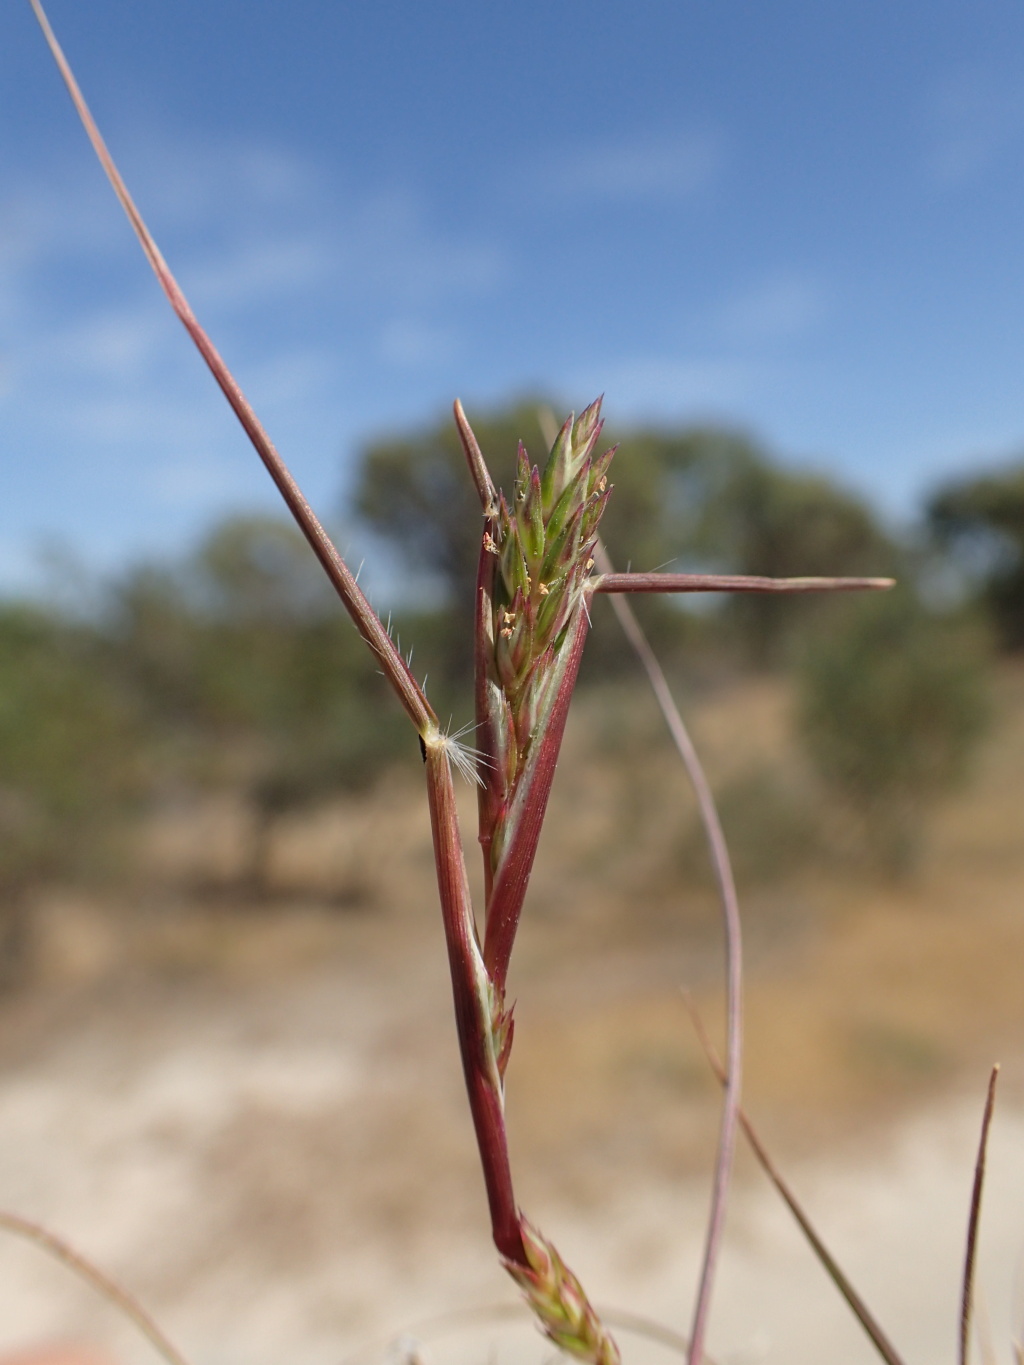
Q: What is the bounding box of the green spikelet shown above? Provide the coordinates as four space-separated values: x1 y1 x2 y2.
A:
487 399 615 863
504 1218 621 1365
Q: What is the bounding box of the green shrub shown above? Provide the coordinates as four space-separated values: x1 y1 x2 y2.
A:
680 766 823 887
0 604 146 970
928 460 1024 649
796 592 989 873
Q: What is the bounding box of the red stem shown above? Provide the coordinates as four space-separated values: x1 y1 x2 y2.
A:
595 572 894 595
422 740 526 1265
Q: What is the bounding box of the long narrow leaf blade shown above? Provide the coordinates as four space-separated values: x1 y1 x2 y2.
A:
29 0 434 736
482 606 590 986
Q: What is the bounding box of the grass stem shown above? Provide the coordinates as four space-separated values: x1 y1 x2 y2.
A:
592 542 742 1365
685 998 909 1365
594 572 894 595
0 1209 192 1365
960 1064 1000 1365
422 735 524 1264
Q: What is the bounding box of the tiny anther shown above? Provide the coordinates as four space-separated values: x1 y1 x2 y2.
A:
537 581 550 596
597 476 607 492
483 532 499 555
500 626 513 639
502 609 516 626
585 558 595 572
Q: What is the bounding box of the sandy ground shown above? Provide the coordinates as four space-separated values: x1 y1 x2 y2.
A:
0 932 1019 1365
0 667 1022 1365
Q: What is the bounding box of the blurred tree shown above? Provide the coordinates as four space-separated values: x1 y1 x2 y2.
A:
927 461 1024 649
0 604 142 968
796 592 989 874
192 513 338 624
698 453 900 665
108 516 413 896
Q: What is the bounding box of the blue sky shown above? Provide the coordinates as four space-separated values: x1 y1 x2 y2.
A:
4 1 1024 596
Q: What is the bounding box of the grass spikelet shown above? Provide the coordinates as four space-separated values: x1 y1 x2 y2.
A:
470 404 615 988
504 1218 621 1365
486 402 612 842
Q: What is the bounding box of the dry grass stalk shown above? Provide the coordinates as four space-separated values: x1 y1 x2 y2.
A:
684 995 909 1365
960 1065 1000 1365
590 537 743 1365
0 1210 190 1365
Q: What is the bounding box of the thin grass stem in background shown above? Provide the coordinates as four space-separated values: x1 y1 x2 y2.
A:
683 998 909 1365
960 1065 1000 1365
537 404 892 1365
0 1209 192 1365
591 540 743 1365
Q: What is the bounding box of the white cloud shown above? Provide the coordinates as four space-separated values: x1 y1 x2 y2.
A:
182 234 336 310
377 317 456 368
111 129 323 231
2 126 506 484
148 452 249 507
52 390 216 448
534 129 725 203
923 69 1024 189
335 187 505 302
577 355 760 419
715 272 828 344
0 174 130 271
1 130 505 330
51 306 170 382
